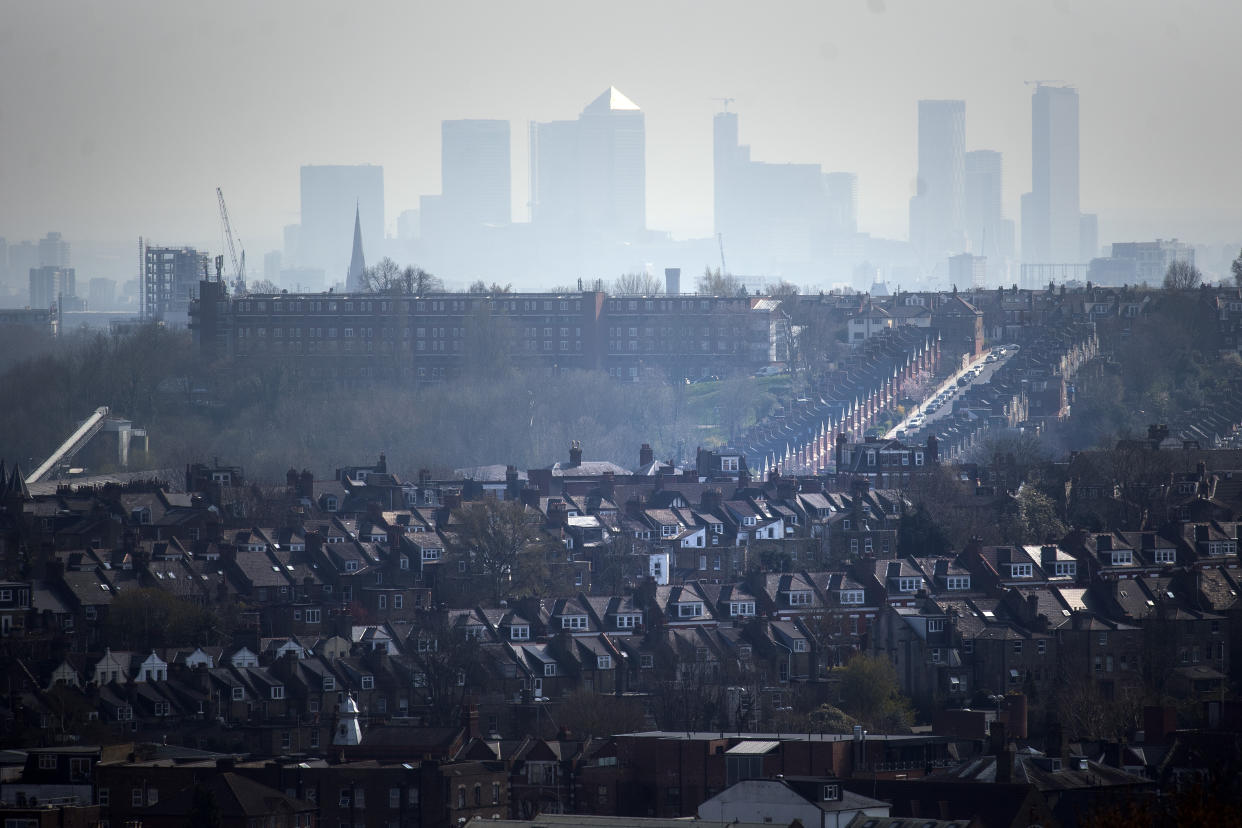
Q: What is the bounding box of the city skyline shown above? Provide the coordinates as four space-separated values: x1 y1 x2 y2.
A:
2 1 1240 264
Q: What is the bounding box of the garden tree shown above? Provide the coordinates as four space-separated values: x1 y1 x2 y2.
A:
189 786 223 828
1233 247 1242 286
1012 486 1067 544
834 653 914 732
897 503 953 558
106 587 217 651
774 702 859 735
652 661 733 731
410 613 488 727
447 498 550 605
1051 671 1142 742
697 267 744 296
612 272 663 295
1163 259 1202 289
593 530 647 596
556 688 646 737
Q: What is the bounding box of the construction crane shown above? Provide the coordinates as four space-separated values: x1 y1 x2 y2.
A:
216 187 246 292
717 232 728 276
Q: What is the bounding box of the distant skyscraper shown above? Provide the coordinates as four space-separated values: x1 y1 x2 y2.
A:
29 266 75 310
88 277 116 309
530 87 646 241
441 119 511 227
823 172 858 237
38 232 70 268
1022 84 1081 263
298 165 384 279
713 110 837 274
909 100 966 263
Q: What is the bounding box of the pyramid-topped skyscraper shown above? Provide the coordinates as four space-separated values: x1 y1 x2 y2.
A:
530 86 646 242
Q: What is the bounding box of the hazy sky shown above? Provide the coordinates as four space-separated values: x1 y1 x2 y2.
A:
3 0 1240 255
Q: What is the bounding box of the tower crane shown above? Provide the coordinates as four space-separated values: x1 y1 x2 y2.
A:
216 187 246 293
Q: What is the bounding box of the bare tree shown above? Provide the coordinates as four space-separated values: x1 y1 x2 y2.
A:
361 257 443 294
1232 247 1242 287
408 612 487 727
447 498 549 605
468 280 512 294
697 267 745 296
1163 260 1202 290
612 272 662 295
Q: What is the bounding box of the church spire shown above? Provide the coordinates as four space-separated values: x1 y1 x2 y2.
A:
347 203 366 292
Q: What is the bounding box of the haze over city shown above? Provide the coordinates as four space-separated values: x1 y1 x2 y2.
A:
3 0 1241 280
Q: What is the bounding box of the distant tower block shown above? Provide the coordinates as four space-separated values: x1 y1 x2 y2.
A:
665 268 681 295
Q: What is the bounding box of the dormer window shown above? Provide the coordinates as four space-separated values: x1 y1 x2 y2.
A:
729 601 756 617
1010 563 1033 578
678 602 703 618
897 577 922 592
1110 550 1133 566
543 664 557 677
927 618 945 632
561 615 588 630
721 456 739 472
510 625 530 641
1054 562 1076 577
661 524 677 537
742 516 756 526
839 590 865 604
1154 549 1175 564
345 560 360 572
946 576 970 590
787 590 812 606
822 783 840 801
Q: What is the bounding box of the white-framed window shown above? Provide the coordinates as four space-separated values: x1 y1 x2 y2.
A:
510 625 530 640
38 754 57 770
323 676 335 691
271 686 284 700
927 618 945 632
721 456 739 472
793 639 808 652
231 687 244 701
305 609 321 623
1009 564 1033 578
378 595 387 610
132 788 144 807
678 602 703 618
561 615 588 630
729 601 756 616
1154 549 1176 564
1054 562 1076 577
1111 550 1133 566
361 675 374 690
946 576 970 590
840 590 865 604
897 577 922 592
596 655 612 670
930 648 942 663
614 614 640 629
543 663 557 677
788 590 811 606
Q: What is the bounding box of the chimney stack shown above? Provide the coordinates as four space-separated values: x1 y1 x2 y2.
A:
569 441 583 467
639 443 654 468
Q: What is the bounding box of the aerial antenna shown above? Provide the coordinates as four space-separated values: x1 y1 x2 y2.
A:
710 97 736 112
